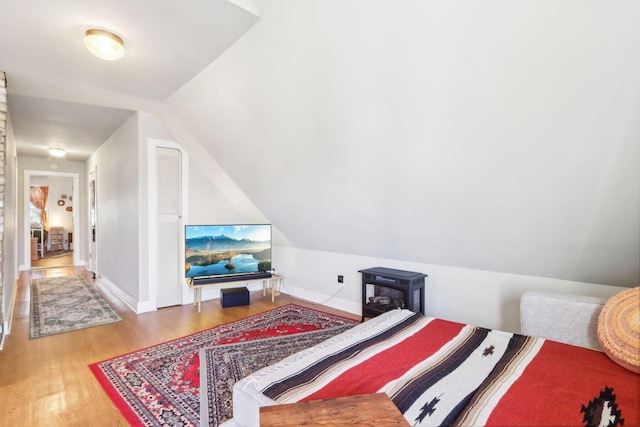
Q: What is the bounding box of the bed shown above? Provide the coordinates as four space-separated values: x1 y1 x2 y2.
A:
226 290 639 426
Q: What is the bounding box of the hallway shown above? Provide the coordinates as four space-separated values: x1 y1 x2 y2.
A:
0 265 353 426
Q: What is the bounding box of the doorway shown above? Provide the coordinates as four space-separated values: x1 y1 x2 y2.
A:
24 170 80 270
89 168 98 277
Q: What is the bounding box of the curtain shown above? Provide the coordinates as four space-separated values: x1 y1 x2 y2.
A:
30 186 49 231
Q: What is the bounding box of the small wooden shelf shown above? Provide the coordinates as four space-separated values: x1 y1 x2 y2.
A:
49 227 64 252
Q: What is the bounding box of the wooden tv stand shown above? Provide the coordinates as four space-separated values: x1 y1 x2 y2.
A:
187 274 283 312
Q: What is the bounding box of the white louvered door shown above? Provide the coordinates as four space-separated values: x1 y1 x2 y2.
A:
155 147 182 308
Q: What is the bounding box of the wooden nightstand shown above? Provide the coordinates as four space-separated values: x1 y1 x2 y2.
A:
259 393 409 427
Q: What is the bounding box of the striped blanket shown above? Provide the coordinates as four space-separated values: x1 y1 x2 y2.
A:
232 309 638 427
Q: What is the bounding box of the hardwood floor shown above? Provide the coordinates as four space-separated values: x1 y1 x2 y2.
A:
0 266 358 426
30 253 74 269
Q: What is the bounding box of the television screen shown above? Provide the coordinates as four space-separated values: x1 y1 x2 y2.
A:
185 224 272 280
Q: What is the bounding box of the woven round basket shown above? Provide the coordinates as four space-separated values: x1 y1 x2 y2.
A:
597 287 640 374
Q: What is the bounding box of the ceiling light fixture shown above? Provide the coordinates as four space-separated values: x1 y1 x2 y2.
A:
48 148 66 158
84 29 125 61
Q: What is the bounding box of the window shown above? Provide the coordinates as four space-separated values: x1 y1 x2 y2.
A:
30 201 42 226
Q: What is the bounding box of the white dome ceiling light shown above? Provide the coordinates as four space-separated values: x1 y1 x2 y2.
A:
48 147 66 158
84 29 125 61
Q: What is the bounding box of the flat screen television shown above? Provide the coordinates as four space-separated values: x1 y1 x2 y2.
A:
185 224 272 282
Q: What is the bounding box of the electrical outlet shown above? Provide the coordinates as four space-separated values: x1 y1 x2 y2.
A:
337 275 344 283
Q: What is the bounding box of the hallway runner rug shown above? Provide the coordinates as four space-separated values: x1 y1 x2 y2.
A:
30 275 122 339
90 304 358 427
41 249 74 259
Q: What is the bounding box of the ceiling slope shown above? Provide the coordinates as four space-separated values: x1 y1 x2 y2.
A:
164 1 640 288
0 0 259 161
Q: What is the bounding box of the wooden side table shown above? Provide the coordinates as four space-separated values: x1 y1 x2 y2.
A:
259 393 409 427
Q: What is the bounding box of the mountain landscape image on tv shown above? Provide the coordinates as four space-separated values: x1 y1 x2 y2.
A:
185 224 272 279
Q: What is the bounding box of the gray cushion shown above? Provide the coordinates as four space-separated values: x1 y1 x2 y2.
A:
520 290 606 351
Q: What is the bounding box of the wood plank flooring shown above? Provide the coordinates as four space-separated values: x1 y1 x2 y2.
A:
30 253 74 269
0 266 358 427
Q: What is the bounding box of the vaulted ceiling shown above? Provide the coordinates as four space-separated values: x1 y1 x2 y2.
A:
0 0 259 161
2 1 638 288
162 1 640 288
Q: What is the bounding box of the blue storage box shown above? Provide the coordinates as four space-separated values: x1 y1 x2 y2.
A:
221 287 250 307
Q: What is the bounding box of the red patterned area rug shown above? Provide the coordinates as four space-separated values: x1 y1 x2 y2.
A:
200 325 355 426
90 304 357 426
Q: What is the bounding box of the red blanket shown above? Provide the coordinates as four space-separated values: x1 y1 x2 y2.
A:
261 313 638 426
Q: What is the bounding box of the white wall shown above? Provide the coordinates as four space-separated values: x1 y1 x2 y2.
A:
152 104 269 228
86 111 178 311
137 112 175 302
155 1 639 329
273 246 626 333
1 113 18 339
165 0 639 291
87 114 141 300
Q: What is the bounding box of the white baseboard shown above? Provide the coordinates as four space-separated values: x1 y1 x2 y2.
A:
91 276 361 316
95 276 271 314
0 319 8 349
280 283 361 316
3 280 18 334
0 279 20 350
93 275 140 313
136 299 157 313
